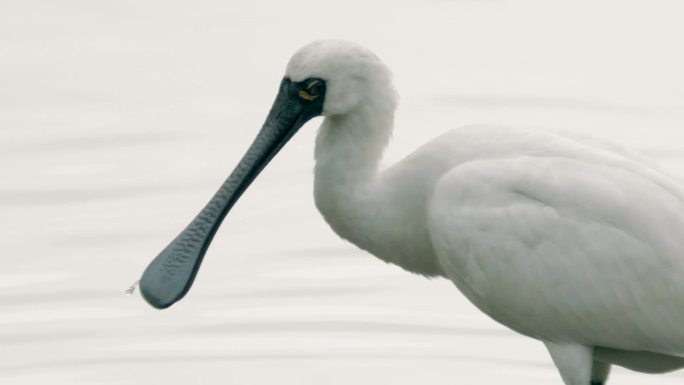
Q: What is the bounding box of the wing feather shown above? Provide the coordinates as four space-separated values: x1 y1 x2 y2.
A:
428 155 684 354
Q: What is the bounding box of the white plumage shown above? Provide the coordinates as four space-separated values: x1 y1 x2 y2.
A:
139 40 684 385
289 41 684 384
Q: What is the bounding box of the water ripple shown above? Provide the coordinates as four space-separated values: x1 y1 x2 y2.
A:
189 320 513 337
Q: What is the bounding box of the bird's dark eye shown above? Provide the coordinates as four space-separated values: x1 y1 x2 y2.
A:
306 80 322 96
298 79 324 102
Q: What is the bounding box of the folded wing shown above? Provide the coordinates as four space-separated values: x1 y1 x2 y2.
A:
428 154 684 355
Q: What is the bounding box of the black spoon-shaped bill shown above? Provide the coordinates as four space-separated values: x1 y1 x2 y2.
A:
139 77 325 309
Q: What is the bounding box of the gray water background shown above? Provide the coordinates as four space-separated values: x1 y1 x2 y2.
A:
3 1 684 384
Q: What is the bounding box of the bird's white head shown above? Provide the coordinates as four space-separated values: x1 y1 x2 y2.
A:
285 40 398 116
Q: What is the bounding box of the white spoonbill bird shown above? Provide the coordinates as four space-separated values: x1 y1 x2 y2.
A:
139 40 684 384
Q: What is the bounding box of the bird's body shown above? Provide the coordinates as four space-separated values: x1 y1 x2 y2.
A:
316 116 684 377
140 41 684 384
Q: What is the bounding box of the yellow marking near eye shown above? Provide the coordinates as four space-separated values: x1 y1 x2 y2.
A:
299 90 318 101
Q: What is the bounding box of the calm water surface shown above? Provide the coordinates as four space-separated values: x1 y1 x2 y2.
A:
3 1 684 384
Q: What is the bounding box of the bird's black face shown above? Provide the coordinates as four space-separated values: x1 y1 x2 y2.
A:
275 77 327 125
293 77 326 105
138 77 325 309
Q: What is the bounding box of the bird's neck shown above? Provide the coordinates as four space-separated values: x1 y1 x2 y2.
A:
314 104 392 184
312 104 442 277
313 101 391 243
